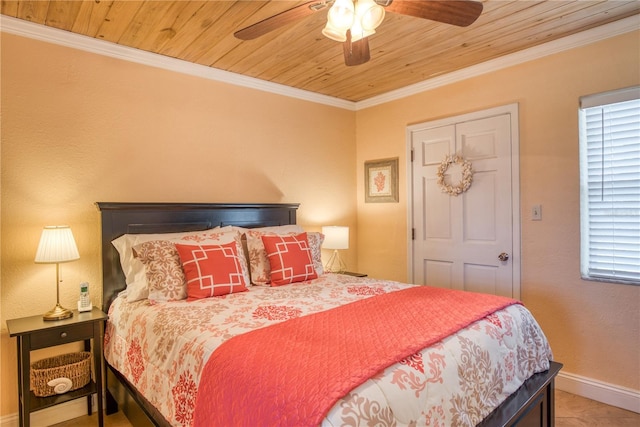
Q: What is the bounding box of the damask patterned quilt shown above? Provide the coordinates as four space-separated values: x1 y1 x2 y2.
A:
104 274 552 426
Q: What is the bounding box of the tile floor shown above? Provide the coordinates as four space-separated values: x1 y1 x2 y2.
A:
555 390 640 426
51 390 640 426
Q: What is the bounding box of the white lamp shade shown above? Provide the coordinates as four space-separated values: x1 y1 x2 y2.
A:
322 226 349 250
35 226 80 263
356 0 385 31
322 21 348 42
327 0 355 30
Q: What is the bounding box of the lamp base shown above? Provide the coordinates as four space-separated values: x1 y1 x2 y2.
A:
43 303 73 321
325 249 347 274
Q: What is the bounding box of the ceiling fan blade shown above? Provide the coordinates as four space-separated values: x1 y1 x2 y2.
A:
235 1 329 40
343 31 371 66
379 0 483 27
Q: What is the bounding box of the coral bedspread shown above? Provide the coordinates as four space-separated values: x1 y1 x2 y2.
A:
104 274 552 426
194 287 518 426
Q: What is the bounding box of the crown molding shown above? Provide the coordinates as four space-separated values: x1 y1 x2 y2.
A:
0 15 356 111
356 14 640 110
2 14 638 111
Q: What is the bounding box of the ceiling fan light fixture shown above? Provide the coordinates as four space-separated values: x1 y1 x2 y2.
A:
322 21 348 42
324 0 384 43
326 0 355 30
355 0 385 31
349 22 375 42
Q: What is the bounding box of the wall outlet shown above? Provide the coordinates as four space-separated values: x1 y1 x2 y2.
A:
532 204 542 221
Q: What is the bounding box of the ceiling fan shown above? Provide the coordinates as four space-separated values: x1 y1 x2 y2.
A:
234 0 483 66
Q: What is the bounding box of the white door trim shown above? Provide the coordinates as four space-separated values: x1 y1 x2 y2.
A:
406 103 521 299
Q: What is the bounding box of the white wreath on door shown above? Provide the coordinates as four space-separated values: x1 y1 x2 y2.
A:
436 154 473 196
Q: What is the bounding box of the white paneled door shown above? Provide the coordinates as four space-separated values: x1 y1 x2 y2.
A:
409 105 520 298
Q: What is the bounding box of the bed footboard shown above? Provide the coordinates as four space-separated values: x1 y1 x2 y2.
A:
106 361 562 427
479 361 562 427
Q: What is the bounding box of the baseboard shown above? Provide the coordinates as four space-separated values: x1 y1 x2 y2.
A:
556 371 640 414
0 396 95 427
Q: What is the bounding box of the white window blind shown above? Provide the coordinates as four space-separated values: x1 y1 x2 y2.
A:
579 86 640 285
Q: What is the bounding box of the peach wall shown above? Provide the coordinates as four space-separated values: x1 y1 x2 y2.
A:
355 32 640 391
0 34 356 416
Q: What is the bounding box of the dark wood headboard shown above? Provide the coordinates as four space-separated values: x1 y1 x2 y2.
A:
96 202 300 313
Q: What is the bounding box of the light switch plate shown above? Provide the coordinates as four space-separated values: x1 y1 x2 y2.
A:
532 204 542 221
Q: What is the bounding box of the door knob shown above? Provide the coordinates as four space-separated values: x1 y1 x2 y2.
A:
498 252 509 261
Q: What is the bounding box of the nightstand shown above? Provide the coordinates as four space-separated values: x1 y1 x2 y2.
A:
7 307 108 427
340 271 367 277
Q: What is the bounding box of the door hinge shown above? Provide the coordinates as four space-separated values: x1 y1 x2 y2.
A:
412 228 415 240
410 149 414 162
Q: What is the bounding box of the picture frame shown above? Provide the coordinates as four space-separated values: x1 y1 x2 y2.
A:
364 157 399 203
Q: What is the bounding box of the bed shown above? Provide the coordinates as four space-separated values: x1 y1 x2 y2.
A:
97 202 561 427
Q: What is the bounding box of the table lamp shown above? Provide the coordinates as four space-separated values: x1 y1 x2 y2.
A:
322 226 349 273
35 225 80 321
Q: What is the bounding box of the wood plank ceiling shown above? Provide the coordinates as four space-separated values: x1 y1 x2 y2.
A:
2 1 639 102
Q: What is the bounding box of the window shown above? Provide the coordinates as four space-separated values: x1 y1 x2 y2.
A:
579 86 640 285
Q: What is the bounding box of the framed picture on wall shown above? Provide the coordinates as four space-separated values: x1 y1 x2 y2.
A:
365 157 399 203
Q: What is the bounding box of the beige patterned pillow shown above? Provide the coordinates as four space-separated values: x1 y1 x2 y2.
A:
307 232 324 276
133 240 187 303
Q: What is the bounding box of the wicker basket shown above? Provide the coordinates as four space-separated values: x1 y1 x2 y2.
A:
30 352 91 397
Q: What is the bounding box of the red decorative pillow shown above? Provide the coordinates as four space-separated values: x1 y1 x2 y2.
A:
260 233 318 286
175 242 248 300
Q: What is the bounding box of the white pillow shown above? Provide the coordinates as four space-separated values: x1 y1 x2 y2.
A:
123 279 149 302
